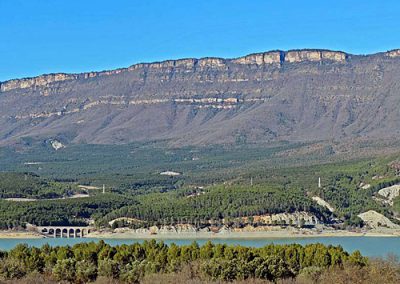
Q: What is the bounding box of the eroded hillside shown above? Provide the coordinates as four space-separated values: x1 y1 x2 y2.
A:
1 49 400 146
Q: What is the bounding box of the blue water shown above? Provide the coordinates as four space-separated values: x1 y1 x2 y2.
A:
1 237 400 258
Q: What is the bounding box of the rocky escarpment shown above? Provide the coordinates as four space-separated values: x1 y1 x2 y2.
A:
1 48 400 146
0 49 349 93
0 70 126 93
4 49 400 93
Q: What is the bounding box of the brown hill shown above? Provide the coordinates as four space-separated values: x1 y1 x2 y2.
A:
1 49 400 146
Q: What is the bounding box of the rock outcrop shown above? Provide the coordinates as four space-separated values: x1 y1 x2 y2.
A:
386 49 400 58
285 50 347 63
378 185 400 205
198 58 226 68
358 210 400 229
312 196 335 212
231 50 346 65
49 139 65 150
0 73 77 92
250 212 320 226
232 51 283 65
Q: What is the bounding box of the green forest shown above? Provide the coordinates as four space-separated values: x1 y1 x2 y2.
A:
0 172 72 199
0 241 371 283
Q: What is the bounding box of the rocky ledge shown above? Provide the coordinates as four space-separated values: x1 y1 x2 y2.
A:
2 48 400 93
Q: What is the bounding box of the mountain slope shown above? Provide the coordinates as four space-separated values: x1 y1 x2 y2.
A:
1 49 400 146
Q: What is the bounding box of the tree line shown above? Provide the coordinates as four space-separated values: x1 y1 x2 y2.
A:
0 240 366 283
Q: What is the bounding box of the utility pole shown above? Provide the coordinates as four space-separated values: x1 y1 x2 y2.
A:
102 184 105 194
318 177 321 188
250 177 253 186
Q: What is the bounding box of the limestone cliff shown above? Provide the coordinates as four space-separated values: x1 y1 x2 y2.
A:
1 73 77 92
285 50 347 63
232 51 283 65
0 49 348 93
386 49 400 58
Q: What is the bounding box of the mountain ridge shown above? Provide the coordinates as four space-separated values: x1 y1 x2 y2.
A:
1 48 400 147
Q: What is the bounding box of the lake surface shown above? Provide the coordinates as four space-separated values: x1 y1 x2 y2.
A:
0 237 399 258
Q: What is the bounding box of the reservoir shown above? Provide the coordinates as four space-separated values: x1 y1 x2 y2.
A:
0 237 399 258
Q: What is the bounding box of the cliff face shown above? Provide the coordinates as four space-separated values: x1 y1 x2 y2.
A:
0 73 76 92
0 49 348 92
1 49 400 146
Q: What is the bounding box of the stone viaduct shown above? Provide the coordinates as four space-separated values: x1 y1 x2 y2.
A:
35 226 93 238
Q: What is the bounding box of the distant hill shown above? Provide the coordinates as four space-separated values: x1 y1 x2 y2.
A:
1 49 400 147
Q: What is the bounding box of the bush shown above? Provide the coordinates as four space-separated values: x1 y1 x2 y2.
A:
75 260 97 283
52 258 76 282
97 258 119 278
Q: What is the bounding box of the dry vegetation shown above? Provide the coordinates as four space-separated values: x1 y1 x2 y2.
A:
0 258 399 284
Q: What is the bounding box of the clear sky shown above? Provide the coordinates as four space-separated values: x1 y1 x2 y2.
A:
1 0 400 81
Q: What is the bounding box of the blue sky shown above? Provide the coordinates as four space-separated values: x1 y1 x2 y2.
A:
1 0 400 81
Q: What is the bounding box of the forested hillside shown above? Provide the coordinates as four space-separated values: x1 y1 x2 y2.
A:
0 173 72 199
0 145 399 230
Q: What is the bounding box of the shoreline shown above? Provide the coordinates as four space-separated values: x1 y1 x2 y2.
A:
85 228 400 240
0 231 44 239
0 228 399 240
